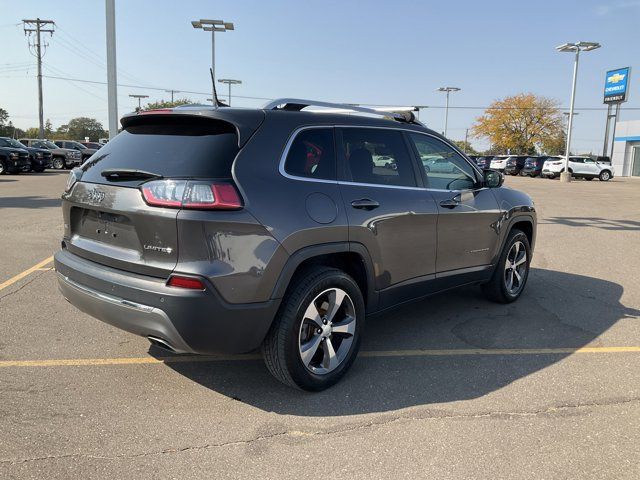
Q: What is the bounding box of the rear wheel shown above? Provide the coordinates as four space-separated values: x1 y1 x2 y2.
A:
599 170 611 181
52 157 65 170
0 161 5 175
482 229 531 303
262 266 365 391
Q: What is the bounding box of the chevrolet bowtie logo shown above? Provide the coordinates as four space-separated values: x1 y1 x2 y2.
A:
608 73 626 84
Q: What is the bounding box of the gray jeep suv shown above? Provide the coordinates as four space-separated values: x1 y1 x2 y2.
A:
55 99 536 390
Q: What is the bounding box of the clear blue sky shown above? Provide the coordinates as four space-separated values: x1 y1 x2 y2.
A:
1 0 639 152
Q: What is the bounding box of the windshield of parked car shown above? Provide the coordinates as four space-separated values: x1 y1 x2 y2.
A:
33 140 58 149
0 138 25 148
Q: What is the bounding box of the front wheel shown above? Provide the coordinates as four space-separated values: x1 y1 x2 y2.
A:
481 229 531 303
52 157 65 170
599 170 611 181
0 161 5 175
262 266 365 391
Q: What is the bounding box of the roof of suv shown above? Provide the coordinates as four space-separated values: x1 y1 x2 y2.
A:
122 104 437 148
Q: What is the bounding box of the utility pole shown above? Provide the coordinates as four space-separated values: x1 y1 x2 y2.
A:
22 18 55 139
105 0 118 140
437 87 461 138
464 128 469 153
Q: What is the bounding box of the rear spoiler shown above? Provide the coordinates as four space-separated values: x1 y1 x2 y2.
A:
120 108 265 148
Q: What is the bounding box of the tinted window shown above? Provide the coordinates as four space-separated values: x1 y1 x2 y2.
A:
408 133 478 190
80 117 240 187
0 139 9 147
341 128 416 187
284 128 336 180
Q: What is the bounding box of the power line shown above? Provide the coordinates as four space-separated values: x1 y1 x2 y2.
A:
41 74 274 100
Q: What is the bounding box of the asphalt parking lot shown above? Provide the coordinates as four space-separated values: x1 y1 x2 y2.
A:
1 171 639 479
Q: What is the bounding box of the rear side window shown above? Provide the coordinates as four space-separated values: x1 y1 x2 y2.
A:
340 128 417 187
80 117 239 186
284 128 336 180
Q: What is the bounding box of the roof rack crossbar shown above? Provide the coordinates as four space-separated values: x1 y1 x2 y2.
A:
263 98 420 124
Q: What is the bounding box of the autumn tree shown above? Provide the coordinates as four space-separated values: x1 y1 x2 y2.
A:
472 94 564 155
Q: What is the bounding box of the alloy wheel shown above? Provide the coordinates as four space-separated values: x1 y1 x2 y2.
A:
53 157 64 170
298 288 356 375
504 240 527 295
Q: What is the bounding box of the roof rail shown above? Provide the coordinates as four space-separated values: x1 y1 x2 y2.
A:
263 98 421 124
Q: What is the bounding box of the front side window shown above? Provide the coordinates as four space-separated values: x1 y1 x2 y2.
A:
284 128 336 180
408 133 478 190
340 128 416 187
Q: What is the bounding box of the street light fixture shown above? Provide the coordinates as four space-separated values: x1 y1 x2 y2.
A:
129 94 149 110
437 87 460 137
191 19 234 100
556 41 601 182
218 78 242 106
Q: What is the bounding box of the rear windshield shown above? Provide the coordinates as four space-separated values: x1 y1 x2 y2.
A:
80 117 239 186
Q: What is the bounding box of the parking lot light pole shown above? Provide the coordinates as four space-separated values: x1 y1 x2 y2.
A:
556 41 601 183
217 79 241 106
191 19 234 100
437 87 460 137
129 94 149 111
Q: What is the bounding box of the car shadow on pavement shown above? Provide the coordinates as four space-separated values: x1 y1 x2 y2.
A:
156 268 639 416
0 196 62 209
540 217 640 231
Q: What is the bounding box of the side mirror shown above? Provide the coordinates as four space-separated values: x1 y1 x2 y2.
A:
483 169 504 188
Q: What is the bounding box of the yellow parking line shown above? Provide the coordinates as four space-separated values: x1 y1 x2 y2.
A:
1 346 638 368
0 256 54 292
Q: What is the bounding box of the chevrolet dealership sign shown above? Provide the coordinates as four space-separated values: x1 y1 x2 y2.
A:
603 67 630 104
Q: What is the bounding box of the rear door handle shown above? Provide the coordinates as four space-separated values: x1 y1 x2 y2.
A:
439 194 461 209
351 199 380 210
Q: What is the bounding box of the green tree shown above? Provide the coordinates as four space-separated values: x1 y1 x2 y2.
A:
24 127 40 138
472 93 563 155
56 117 107 141
452 140 480 155
140 98 192 112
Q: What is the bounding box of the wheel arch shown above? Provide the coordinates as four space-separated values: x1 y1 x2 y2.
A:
270 242 378 312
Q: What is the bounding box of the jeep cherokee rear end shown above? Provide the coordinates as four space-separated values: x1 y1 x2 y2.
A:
55 109 285 354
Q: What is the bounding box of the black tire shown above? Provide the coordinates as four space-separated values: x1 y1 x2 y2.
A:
585 177 593 181
0 160 5 175
481 229 531 304
262 266 365 391
52 157 65 170
599 170 611 181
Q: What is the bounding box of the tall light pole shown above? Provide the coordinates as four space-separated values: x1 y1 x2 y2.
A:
556 41 601 182
218 79 241 106
129 94 149 111
165 89 180 102
191 19 234 101
105 0 118 140
437 87 460 137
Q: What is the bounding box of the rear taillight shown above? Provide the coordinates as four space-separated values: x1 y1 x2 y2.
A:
167 275 206 290
141 180 242 210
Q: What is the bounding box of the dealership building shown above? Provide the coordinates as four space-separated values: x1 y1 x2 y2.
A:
612 120 640 177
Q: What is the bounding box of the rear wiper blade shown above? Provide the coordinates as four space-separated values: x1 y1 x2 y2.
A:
100 169 163 181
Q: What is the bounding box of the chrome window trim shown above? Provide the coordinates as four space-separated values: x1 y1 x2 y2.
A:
278 125 486 193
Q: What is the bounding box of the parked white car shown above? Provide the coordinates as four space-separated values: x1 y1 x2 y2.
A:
541 156 614 181
489 155 509 171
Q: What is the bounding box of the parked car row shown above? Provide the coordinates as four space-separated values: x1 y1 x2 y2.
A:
0 137 102 174
469 155 614 181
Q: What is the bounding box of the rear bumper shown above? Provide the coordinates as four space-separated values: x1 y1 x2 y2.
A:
54 249 280 354
520 167 540 176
